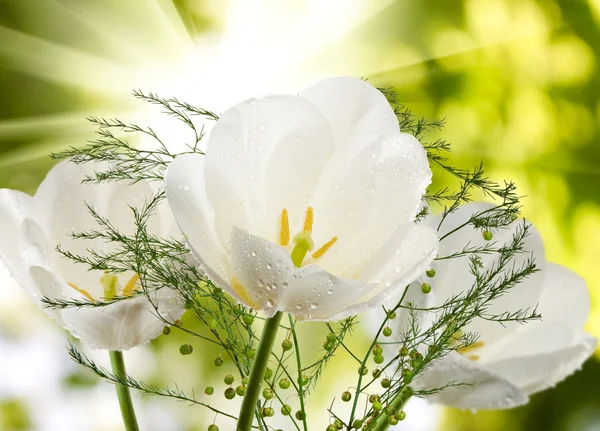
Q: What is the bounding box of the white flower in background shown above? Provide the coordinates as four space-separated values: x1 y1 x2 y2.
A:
408 202 596 409
165 76 438 320
0 161 184 350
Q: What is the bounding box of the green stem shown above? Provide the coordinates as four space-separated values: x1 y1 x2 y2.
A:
109 351 140 431
237 311 284 431
369 390 412 431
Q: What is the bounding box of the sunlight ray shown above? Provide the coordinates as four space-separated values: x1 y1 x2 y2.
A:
0 111 127 141
0 25 139 94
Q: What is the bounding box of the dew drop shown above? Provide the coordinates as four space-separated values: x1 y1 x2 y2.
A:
309 303 318 310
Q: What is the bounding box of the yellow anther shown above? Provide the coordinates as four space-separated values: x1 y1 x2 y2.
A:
280 209 290 246
303 206 314 232
122 274 140 296
457 341 484 355
312 236 338 259
67 282 95 301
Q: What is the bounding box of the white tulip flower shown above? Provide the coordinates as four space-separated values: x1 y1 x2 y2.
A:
0 161 184 350
165 76 438 320
411 202 597 409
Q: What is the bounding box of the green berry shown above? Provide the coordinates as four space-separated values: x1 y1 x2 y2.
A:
224 388 236 400
398 411 406 421
426 268 436 278
373 345 383 356
399 346 409 357
213 356 223 367
162 326 171 335
281 405 292 415
382 327 392 337
327 425 337 431
246 349 256 359
372 368 382 378
374 354 384 364
282 339 293 351
373 401 383 411
236 385 246 396
483 230 493 241
341 391 352 402
264 407 274 417
279 378 291 390
242 377 249 385
326 333 337 343
387 311 397 319
262 388 274 399
352 420 363 429
381 378 391 388
243 314 255 325
384 406 396 415
204 386 214 395
179 344 193 355
358 366 368 376
323 340 334 351
208 425 219 431
264 368 273 380
208 319 218 329
295 410 305 420
421 282 431 294
388 415 399 425
297 375 309 386
369 394 380 404
224 374 234 385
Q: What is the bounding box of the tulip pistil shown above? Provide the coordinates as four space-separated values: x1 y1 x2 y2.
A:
280 206 338 267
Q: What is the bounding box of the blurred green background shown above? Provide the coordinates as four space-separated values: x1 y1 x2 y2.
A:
0 0 599 430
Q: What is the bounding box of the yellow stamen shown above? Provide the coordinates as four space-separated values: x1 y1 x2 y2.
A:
231 277 260 309
312 236 338 259
67 282 95 301
280 209 290 246
122 274 140 296
303 206 313 232
457 341 484 355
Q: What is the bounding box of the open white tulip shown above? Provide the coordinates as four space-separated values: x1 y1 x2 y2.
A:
165 76 438 320
412 202 596 409
0 161 184 350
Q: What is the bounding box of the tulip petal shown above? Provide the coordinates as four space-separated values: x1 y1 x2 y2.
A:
419 352 529 409
0 189 39 300
300 77 399 159
164 153 239 300
486 330 596 395
278 265 376 321
229 227 296 315
318 133 432 275
205 95 335 245
430 202 546 356
535 263 591 331
324 225 438 321
62 288 184 350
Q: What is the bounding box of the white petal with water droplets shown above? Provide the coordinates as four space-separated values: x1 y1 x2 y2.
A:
229 227 296 316
277 265 376 321
419 352 529 409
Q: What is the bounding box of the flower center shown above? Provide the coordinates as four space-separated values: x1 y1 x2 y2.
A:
279 207 337 268
67 271 140 301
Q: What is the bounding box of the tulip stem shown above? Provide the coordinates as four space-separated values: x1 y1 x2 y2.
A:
237 311 284 431
109 350 140 431
369 389 412 431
